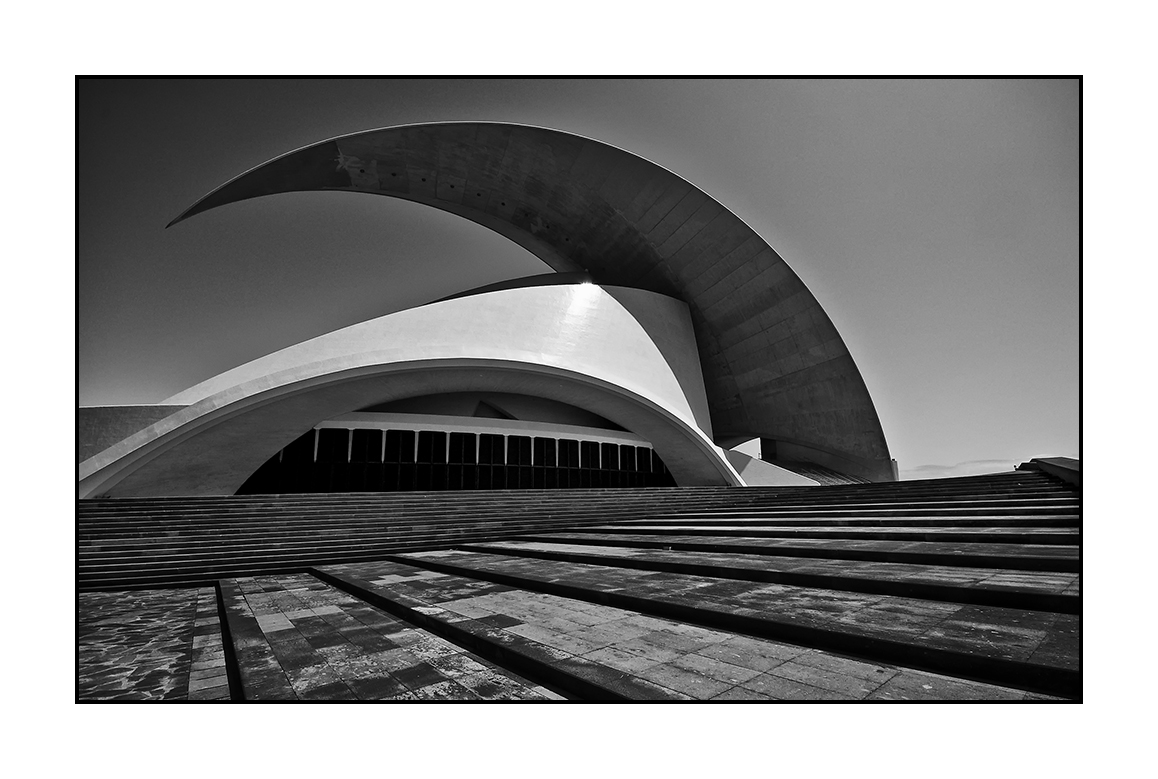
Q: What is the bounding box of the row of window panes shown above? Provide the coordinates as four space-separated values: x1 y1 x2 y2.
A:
283 428 666 473
238 462 676 494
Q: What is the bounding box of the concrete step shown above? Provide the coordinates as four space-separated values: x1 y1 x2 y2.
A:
381 549 1080 699
313 560 1054 701
78 515 615 543
77 487 1075 520
626 515 1080 528
660 498 1079 513
576 525 1079 545
461 540 1079 613
519 532 1079 572
80 536 581 590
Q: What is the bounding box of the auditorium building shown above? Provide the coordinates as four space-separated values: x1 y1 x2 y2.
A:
78 122 898 499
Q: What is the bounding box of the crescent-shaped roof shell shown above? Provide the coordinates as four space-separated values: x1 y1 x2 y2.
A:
170 122 892 479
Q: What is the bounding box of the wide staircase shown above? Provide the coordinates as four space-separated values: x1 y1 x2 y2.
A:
78 469 1080 701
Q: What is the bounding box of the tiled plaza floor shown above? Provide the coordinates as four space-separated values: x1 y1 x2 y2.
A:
391 550 1079 672
79 587 225 701
221 573 563 700
324 559 1055 700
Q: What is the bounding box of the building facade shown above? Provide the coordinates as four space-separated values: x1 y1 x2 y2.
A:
79 122 896 498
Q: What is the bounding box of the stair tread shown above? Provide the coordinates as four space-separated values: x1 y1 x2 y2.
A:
470 540 1081 600
526 532 1079 559
317 560 1052 701
384 549 1079 697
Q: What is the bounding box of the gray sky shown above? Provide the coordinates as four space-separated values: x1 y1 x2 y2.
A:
78 78 1079 478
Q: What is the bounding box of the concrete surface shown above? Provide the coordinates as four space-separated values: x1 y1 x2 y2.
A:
78 405 185 463
79 285 743 497
167 122 894 480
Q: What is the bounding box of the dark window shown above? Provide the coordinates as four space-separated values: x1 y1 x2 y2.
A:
601 443 619 471
399 430 416 463
636 448 652 473
534 437 557 467
417 430 435 462
385 429 415 463
620 445 636 472
652 450 666 474
558 439 579 468
449 432 476 464
581 441 600 469
350 429 382 463
509 436 532 466
316 429 349 463
479 434 504 465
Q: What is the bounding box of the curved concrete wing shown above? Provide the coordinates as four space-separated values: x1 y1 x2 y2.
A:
170 122 893 480
80 284 742 497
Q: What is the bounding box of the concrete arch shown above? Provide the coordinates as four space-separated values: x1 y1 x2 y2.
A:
79 358 741 498
80 284 742 497
169 122 894 480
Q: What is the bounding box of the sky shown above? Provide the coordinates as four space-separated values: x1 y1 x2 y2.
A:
78 78 1079 479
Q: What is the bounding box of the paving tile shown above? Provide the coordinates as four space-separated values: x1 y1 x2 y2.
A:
561 624 629 649
286 663 342 693
670 652 762 685
694 636 805 671
476 613 523 629
790 650 900 682
298 681 358 701
765 661 884 698
188 671 230 692
413 680 482 700
347 675 410 700
529 632 607 655
393 662 450 691
369 648 426 673
581 646 663 674
866 670 1025 701
426 653 492 678
188 685 232 701
456 671 549 700
711 686 778 701
607 637 684 664
635 629 720 654
739 673 849 701
638 663 734 699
